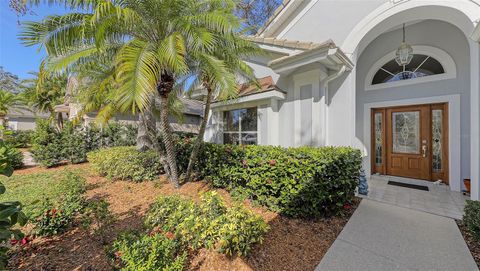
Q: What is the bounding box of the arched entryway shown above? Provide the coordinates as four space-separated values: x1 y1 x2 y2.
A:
344 2 480 197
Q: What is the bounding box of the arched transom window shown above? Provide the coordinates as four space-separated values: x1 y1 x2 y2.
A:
372 54 445 85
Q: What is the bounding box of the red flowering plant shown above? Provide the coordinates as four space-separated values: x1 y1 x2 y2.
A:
10 235 33 248
35 205 71 236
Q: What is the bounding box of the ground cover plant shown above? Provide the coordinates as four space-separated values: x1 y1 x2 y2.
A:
7 163 360 271
464 200 480 241
33 171 86 235
88 146 163 182
144 192 269 256
0 169 84 219
112 191 268 270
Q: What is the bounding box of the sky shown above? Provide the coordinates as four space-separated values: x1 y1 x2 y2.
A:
0 2 70 80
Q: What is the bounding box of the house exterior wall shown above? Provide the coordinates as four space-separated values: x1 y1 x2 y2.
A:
277 0 384 49
6 117 38 131
355 20 471 191
206 0 480 196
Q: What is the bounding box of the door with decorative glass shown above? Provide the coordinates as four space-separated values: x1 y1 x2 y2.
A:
371 103 449 183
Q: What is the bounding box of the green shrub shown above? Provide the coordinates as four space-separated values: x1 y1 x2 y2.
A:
464 200 480 241
84 123 137 151
218 204 268 256
0 141 23 170
112 232 187 271
32 120 137 168
182 144 362 218
61 122 88 164
0 132 27 269
145 192 268 256
31 120 63 167
3 130 33 148
34 171 86 235
87 146 163 182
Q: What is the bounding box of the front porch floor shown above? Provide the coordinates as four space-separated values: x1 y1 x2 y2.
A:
360 175 468 219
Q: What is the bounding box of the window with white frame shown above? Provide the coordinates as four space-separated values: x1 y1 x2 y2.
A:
223 108 257 145
372 54 445 85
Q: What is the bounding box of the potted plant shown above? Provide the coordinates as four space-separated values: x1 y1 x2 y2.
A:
464 179 471 194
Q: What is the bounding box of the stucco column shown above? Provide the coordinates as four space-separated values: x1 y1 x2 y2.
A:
471 41 480 200
267 100 280 146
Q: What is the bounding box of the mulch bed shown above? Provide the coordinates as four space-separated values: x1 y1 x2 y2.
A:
457 221 480 268
8 164 359 271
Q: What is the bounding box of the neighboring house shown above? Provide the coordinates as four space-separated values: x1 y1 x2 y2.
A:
204 0 480 200
5 109 49 131
54 76 204 134
57 98 203 134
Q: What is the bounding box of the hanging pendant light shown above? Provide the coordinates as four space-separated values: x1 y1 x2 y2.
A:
395 23 413 66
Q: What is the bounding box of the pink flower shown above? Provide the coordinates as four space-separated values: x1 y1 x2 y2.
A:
343 203 351 210
20 237 30 246
242 159 248 167
269 160 277 166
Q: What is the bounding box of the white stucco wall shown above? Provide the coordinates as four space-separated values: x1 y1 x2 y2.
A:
278 0 384 47
6 117 38 131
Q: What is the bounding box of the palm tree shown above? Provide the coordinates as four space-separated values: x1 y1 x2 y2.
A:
0 90 28 127
72 57 159 152
21 65 67 129
20 0 240 187
183 34 261 183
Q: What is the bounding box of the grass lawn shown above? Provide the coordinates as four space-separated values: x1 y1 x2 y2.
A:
0 169 80 217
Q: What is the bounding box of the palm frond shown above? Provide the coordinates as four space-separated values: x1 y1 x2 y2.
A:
115 39 160 113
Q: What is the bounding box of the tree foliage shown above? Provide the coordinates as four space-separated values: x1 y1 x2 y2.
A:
0 67 21 94
235 0 283 34
19 0 258 188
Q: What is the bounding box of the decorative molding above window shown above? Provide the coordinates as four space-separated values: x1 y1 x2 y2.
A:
365 46 457 91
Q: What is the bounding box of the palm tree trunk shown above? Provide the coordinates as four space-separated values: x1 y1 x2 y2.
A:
137 104 155 151
157 74 179 187
185 85 212 183
137 95 172 178
158 95 179 187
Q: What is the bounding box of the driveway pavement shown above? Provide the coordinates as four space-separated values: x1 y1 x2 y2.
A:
316 199 478 271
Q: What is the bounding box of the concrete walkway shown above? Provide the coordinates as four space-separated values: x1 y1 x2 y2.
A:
316 199 478 271
364 175 468 219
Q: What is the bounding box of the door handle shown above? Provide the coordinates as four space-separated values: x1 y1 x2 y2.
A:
422 145 427 158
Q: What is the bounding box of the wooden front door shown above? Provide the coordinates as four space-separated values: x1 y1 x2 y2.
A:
371 103 449 183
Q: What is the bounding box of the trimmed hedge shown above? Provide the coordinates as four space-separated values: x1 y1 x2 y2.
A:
31 120 64 167
87 146 163 182
31 120 137 167
192 144 362 217
87 137 361 217
464 200 480 241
